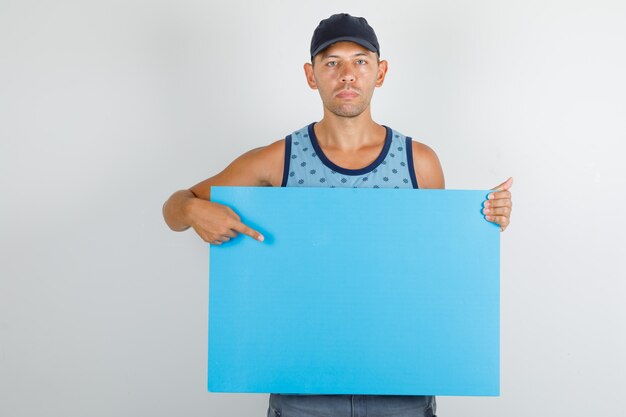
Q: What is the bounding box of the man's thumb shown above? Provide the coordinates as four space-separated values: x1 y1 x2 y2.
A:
491 177 513 191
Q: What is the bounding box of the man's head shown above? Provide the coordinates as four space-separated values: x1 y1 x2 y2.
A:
304 13 388 118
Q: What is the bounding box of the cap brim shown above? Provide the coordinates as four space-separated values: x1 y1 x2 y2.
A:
311 36 378 58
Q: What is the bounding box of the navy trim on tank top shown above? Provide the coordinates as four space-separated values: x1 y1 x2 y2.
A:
307 122 393 176
281 135 292 187
405 136 419 189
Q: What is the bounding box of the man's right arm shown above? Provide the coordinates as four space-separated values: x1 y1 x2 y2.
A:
162 139 285 244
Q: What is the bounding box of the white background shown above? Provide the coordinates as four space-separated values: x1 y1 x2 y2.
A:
1 1 625 416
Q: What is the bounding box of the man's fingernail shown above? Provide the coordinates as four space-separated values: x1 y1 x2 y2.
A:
258 235 264 242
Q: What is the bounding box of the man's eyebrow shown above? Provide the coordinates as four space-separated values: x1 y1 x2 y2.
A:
321 52 370 60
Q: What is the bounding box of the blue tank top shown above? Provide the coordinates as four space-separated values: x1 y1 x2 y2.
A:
281 122 419 189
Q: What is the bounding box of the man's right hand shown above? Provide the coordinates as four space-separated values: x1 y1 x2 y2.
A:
186 198 264 245
162 141 284 243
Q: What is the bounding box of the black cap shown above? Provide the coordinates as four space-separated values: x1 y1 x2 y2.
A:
310 13 380 60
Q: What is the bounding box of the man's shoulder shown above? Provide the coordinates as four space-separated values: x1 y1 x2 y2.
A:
236 138 285 186
380 125 443 187
256 137 286 156
239 136 285 158
409 139 438 160
238 123 312 186
405 137 445 189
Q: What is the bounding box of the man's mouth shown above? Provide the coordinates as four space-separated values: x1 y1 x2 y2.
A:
335 89 359 98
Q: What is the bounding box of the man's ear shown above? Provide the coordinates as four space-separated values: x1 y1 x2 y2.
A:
375 59 389 88
303 62 318 90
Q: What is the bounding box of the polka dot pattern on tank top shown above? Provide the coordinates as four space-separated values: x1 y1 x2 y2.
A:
284 123 417 189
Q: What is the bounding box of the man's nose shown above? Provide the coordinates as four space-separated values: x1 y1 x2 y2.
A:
340 67 355 83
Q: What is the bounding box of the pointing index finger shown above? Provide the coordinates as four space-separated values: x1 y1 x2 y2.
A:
232 220 264 242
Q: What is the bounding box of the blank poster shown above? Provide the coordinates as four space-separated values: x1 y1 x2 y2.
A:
208 186 500 396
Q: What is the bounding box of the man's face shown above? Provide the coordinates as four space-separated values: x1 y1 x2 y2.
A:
304 41 388 118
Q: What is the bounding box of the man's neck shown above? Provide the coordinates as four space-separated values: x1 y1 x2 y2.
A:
314 110 385 152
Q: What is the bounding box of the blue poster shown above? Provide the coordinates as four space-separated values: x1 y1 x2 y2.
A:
208 186 500 396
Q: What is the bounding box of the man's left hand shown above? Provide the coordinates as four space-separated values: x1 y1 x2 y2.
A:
483 177 513 232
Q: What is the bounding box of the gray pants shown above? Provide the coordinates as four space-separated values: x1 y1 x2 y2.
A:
268 394 437 417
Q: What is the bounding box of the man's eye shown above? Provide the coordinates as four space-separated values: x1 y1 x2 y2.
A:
326 61 337 67
356 59 367 65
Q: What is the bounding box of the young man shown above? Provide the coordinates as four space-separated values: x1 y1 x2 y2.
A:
163 13 512 417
